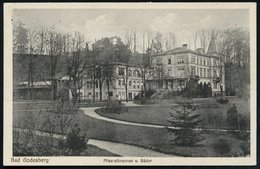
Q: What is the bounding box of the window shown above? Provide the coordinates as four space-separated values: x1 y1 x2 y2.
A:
109 92 113 97
203 59 206 65
95 92 98 98
213 69 217 77
177 57 184 64
191 66 196 76
133 81 136 89
197 67 199 76
122 80 125 86
137 70 141 77
128 69 132 77
167 68 172 76
87 83 92 89
200 68 202 77
191 57 196 64
213 60 217 66
168 58 171 64
207 69 211 77
129 80 132 86
204 68 206 77
133 70 137 77
137 81 140 89
118 67 125 76
118 80 121 87
177 67 185 76
200 59 202 65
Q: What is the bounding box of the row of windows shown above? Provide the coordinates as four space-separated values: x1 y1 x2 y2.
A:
118 80 141 89
118 67 141 77
191 56 210 66
190 66 218 78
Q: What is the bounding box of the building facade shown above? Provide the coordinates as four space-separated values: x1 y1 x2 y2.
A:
81 63 144 101
147 38 225 96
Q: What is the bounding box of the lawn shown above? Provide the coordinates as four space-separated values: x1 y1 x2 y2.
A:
96 99 250 130
13 103 249 157
13 131 119 156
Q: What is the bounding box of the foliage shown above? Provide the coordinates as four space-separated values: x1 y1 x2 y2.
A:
226 104 239 130
64 124 87 155
168 101 203 146
184 77 212 98
212 137 232 156
103 101 127 114
226 104 250 139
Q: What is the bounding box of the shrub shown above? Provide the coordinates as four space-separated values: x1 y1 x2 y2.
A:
103 101 126 114
212 137 232 156
64 124 87 155
216 97 229 104
226 104 238 129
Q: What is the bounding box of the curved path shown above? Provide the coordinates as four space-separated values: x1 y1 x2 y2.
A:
81 105 249 133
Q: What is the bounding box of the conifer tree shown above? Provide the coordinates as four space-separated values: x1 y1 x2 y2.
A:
168 101 202 146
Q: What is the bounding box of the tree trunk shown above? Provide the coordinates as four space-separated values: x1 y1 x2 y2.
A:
99 79 102 101
92 66 96 103
125 67 128 102
107 80 110 100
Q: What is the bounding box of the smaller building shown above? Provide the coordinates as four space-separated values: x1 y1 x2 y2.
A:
14 81 52 100
81 63 144 101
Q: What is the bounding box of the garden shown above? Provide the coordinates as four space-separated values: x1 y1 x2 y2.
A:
13 97 250 157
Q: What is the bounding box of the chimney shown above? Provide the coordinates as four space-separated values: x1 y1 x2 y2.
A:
182 44 188 49
196 48 204 54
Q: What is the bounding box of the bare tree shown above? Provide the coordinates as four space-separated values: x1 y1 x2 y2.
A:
196 29 210 50
65 32 87 103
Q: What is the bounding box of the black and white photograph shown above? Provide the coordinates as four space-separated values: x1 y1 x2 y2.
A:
3 3 256 166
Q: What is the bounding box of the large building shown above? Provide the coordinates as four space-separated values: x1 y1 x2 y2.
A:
147 37 225 96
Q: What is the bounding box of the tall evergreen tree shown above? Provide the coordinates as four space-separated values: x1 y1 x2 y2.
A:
168 101 202 146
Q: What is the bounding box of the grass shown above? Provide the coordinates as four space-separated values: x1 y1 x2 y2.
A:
13 103 249 157
96 99 250 130
13 131 119 156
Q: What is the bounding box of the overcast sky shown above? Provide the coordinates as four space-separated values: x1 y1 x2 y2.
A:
13 8 249 52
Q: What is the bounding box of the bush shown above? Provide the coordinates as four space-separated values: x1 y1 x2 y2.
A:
64 124 87 155
134 89 156 100
226 104 238 130
216 97 229 104
212 137 232 156
103 101 126 114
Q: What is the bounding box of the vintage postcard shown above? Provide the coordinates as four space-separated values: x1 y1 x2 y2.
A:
4 3 256 166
